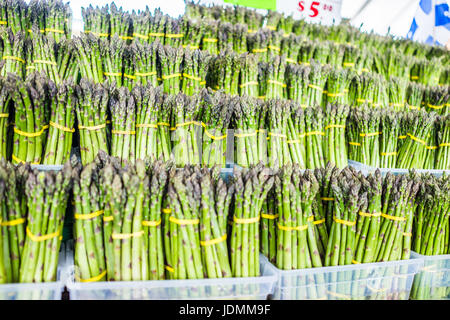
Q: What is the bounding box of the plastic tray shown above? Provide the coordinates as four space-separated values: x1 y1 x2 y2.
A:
410 251 450 300
348 160 450 177
261 255 424 300
0 244 67 300
64 245 276 300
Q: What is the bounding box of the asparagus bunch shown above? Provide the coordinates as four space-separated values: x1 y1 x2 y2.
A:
411 174 450 299
0 160 28 283
164 16 184 48
110 86 136 166
305 63 330 108
230 164 274 277
102 35 125 86
201 90 233 167
56 39 79 82
166 165 234 279
124 40 160 88
82 5 110 38
423 117 439 170
8 73 50 165
405 82 425 111
323 103 349 169
346 106 381 168
181 49 211 96
410 57 442 87
20 162 73 283
148 9 167 44
1 0 28 34
263 55 286 100
436 114 450 170
75 78 109 165
267 99 290 168
348 73 376 107
0 28 26 79
130 8 150 43
43 0 72 43
238 52 258 97
281 34 301 65
0 77 11 160
74 34 104 83
286 63 310 105
158 45 183 95
43 79 76 164
110 2 131 42
423 85 449 115
26 28 61 84
379 109 401 168
304 106 325 169
247 30 270 62
325 68 351 106
231 23 248 54
388 76 408 111
209 49 241 96
181 18 203 51
396 110 437 169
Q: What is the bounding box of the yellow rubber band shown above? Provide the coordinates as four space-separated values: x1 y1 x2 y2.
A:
49 121 75 133
148 32 165 37
381 213 406 222
124 73 136 80
78 123 106 131
0 113 9 118
352 260 361 264
343 62 355 68
135 71 157 77
162 73 181 80
14 125 48 138
349 142 361 146
325 124 345 130
239 81 258 88
398 135 407 140
268 45 281 52
301 62 310 66
1 218 25 227
112 130 136 135
104 72 122 77
203 38 218 43
169 216 200 225
305 131 325 137
360 132 381 137
267 80 286 87
33 59 57 66
142 219 162 227
182 73 203 82
390 103 404 108
162 208 172 214
233 215 260 224
26 227 59 242
321 197 334 201
410 76 419 80
133 33 149 40
200 234 227 246
359 211 382 218
327 92 345 97
308 84 323 91
204 129 227 141
277 223 308 232
407 133 426 145
84 31 109 37
286 58 297 64
403 232 412 237
425 146 438 150
252 48 268 53
45 28 64 34
12 154 40 165
0 21 6 25
313 219 325 225
235 132 257 138
261 213 279 220
157 122 171 128
427 103 444 110
439 143 450 147
165 265 174 273
103 216 113 222
74 210 104 220
381 152 397 156
119 35 133 40
356 98 372 104
268 132 287 138
165 34 184 39
333 217 356 226
175 121 203 128
136 123 158 129
266 26 276 31
112 230 144 240
76 270 106 283
361 68 370 73
247 29 257 33
408 105 421 110
2 55 25 64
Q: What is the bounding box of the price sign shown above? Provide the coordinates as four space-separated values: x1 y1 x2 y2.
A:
277 0 342 25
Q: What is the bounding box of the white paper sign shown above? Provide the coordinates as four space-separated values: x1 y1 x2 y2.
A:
277 0 343 25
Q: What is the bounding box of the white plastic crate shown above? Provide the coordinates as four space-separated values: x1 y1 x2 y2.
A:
261 255 424 300
410 252 450 300
0 244 67 300
64 246 276 300
348 160 450 177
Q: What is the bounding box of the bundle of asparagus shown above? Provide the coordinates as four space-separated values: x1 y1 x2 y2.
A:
286 63 310 105
247 30 270 62
82 4 110 38
232 23 248 54
74 34 104 83
130 8 150 43
110 86 136 166
410 57 442 87
102 35 125 86
238 52 258 97
0 28 26 79
305 63 330 108
436 114 450 170
267 99 290 168
230 164 274 277
0 77 10 160
0 160 28 283
8 73 50 165
158 45 183 95
75 78 109 165
26 28 61 84
201 90 233 167
286 103 306 169
263 55 286 100
42 0 72 43
346 106 381 168
388 76 408 111
422 117 439 170
0 0 27 34
349 73 375 107
323 103 349 169
281 34 301 65
379 109 401 168
304 106 325 169
124 40 160 88
181 49 211 96
148 9 167 45
164 16 184 48
396 110 437 169
165 165 234 279
405 82 425 111
110 2 131 42
181 18 203 51
423 85 449 115
411 174 450 300
20 161 73 283
43 79 76 165
56 39 79 82
325 68 351 106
